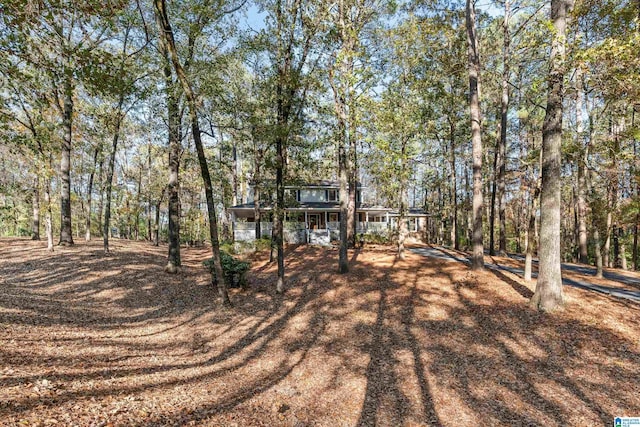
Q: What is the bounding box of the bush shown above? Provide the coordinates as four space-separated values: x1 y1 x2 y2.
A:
219 241 236 254
362 232 390 245
203 251 250 288
253 237 272 252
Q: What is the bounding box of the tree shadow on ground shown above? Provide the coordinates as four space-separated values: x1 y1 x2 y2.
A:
1 238 639 426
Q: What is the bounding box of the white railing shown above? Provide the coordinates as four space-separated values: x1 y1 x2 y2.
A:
365 222 389 231
234 220 389 234
234 222 256 230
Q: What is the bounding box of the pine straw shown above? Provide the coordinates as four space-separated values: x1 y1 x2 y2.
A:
0 238 639 426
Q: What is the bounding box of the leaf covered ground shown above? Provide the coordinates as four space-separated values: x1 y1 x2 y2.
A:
0 237 639 426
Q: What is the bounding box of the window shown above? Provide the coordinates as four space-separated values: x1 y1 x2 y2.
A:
326 189 338 202
286 189 301 202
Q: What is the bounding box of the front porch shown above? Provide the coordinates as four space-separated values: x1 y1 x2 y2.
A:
231 210 392 244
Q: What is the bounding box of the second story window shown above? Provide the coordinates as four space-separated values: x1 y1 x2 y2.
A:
326 189 338 202
286 189 301 203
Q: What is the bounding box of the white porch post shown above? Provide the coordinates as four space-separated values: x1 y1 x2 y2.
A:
325 211 328 228
365 212 369 232
305 211 308 228
386 212 390 227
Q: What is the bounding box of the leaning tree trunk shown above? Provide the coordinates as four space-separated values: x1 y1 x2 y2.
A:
530 0 571 311
59 77 74 245
466 0 484 271
155 0 230 304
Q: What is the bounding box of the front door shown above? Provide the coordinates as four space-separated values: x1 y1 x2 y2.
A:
308 213 321 230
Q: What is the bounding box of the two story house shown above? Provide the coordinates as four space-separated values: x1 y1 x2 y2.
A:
229 180 428 245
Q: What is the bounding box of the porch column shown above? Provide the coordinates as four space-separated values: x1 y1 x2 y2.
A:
365 212 369 232
386 212 389 227
305 211 308 228
325 211 328 228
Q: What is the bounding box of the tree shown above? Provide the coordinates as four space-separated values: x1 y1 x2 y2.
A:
466 0 484 270
261 0 321 291
530 0 573 311
154 0 231 304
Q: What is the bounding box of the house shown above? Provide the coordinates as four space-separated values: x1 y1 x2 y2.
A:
229 181 428 245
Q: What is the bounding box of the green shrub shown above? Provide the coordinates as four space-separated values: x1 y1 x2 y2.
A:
219 242 236 255
203 251 250 288
362 232 390 245
254 237 272 252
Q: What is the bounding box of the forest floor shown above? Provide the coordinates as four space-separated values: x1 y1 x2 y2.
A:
1 237 639 427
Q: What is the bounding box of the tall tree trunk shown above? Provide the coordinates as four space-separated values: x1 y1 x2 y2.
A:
44 173 54 251
467 0 484 270
253 138 263 240
497 0 510 255
530 0 571 311
449 121 459 250
103 107 123 254
348 101 358 247
97 156 104 237
634 105 639 270
274 133 286 292
397 141 409 260
86 146 99 241
524 187 539 282
154 199 161 246
31 176 40 240
348 152 357 247
164 57 181 272
604 201 613 268
338 143 349 273
620 227 627 270
147 142 153 241
59 77 74 245
254 184 262 239
155 0 230 304
329 8 351 273
134 166 142 240
489 127 498 255
594 224 604 278
575 68 589 263
232 143 239 207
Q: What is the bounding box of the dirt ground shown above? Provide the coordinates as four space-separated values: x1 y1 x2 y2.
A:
1 237 639 427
